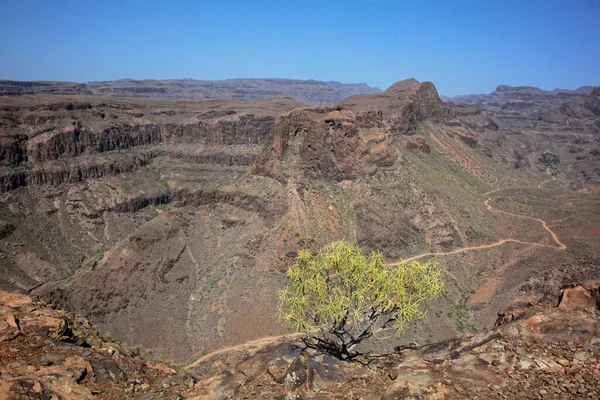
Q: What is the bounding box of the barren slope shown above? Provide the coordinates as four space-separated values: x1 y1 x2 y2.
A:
0 79 598 366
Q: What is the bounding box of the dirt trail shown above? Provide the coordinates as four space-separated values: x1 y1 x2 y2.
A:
482 188 501 196
391 194 566 265
483 199 566 250
185 332 305 369
538 175 556 189
186 187 567 368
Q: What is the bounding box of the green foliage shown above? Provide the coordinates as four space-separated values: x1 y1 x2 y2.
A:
278 240 444 358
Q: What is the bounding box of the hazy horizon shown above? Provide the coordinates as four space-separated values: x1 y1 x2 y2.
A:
1 0 599 96
1 76 597 98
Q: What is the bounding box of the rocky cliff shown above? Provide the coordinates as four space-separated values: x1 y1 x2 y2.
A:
0 95 303 188
541 86 600 123
2 280 599 399
252 79 455 181
253 107 395 181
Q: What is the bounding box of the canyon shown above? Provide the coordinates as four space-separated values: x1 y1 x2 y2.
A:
0 77 599 378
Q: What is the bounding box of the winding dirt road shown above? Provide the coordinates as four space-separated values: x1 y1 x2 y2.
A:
391 197 566 264
185 189 567 368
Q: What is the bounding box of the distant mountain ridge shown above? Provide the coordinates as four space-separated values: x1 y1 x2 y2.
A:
0 80 92 96
0 78 382 106
442 84 594 112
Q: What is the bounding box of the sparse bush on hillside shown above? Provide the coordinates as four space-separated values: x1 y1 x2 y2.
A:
278 240 444 360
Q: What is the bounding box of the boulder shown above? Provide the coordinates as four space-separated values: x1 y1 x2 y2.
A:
306 357 346 391
89 357 126 383
559 285 597 311
19 312 67 339
213 370 247 400
284 353 309 399
0 290 32 309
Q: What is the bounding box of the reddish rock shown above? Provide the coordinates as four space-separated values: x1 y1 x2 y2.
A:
0 318 19 342
19 312 67 339
4 313 18 328
557 359 570 367
267 362 287 384
0 291 32 309
497 282 600 344
559 286 597 311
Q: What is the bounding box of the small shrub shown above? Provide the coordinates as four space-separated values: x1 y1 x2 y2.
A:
278 240 444 359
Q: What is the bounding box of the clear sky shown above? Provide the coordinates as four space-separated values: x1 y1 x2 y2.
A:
1 0 599 96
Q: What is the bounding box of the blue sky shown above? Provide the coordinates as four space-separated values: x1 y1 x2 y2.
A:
1 0 599 96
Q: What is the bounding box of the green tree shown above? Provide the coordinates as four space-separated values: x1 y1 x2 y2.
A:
278 240 444 360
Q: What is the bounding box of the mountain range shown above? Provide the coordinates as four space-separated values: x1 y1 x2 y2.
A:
0 78 382 106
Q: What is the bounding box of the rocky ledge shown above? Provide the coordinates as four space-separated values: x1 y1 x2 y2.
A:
190 280 600 399
1 281 599 399
0 290 196 399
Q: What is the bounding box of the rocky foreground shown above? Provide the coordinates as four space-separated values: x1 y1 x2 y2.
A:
1 280 599 399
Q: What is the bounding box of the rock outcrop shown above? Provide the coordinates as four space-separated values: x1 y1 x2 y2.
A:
254 79 453 180
26 124 162 164
185 280 600 399
0 290 195 400
253 107 395 181
3 280 599 399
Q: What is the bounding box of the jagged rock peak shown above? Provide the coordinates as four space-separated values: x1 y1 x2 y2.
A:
384 78 442 102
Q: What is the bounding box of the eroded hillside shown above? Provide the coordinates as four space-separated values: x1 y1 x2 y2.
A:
0 79 599 366
447 85 600 184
